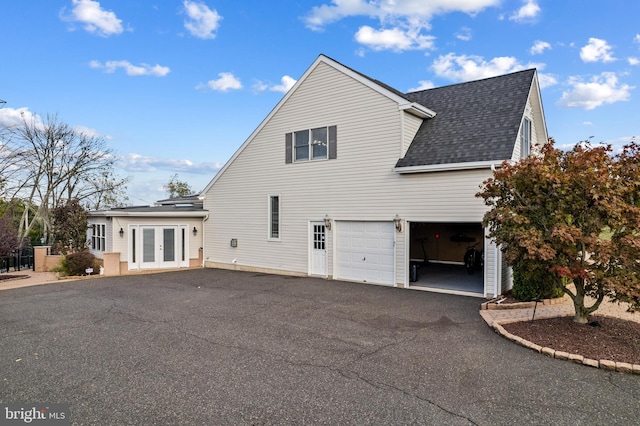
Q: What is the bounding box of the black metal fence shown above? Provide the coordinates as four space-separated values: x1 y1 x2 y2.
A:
0 247 34 273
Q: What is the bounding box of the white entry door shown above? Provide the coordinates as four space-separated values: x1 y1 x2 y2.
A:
140 226 178 269
310 222 327 276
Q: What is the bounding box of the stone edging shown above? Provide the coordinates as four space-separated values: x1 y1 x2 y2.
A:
493 314 640 374
481 296 566 310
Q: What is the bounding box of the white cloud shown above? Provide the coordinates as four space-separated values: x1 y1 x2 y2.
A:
73 124 110 139
431 53 539 82
628 57 640 66
120 153 223 174
304 0 499 51
407 80 435 92
183 0 222 39
455 27 472 42
305 0 500 30
509 0 540 22
90 60 170 77
580 38 616 63
635 34 640 44
270 76 297 93
0 108 109 140
560 72 633 110
583 121 593 126
0 107 40 128
354 26 435 51
62 0 124 37
537 73 558 89
253 76 297 93
197 72 243 92
530 40 551 55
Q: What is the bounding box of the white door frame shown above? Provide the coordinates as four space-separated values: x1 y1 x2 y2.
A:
129 225 183 270
309 221 327 276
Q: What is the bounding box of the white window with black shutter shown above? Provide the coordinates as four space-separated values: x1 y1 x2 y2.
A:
286 125 337 163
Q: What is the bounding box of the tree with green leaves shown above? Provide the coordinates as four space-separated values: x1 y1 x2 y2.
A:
478 140 640 323
51 199 89 255
164 174 193 198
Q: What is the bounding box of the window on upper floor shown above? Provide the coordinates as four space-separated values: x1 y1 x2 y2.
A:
520 118 531 158
286 125 337 163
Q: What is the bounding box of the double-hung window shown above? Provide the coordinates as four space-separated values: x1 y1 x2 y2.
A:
295 127 328 161
92 224 106 251
520 118 531 158
286 125 336 163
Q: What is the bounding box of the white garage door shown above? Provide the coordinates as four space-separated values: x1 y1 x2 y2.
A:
335 221 395 286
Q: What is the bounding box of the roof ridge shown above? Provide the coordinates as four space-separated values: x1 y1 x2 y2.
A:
406 68 536 95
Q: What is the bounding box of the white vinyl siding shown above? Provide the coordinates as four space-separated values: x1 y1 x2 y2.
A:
203 60 498 289
512 96 544 160
402 112 423 157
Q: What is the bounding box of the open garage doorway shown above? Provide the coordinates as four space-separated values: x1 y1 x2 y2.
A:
408 222 484 296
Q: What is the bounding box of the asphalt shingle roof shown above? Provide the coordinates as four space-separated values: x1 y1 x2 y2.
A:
395 69 536 168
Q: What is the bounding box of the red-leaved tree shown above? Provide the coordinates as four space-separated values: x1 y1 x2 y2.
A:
478 140 640 323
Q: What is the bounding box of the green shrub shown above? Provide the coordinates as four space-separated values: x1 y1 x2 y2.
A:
52 250 99 276
512 261 564 301
65 250 99 276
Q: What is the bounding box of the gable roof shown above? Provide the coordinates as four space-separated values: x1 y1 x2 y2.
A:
395 69 536 169
201 54 436 194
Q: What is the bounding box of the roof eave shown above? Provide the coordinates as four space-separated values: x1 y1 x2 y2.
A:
89 210 208 218
394 160 503 174
399 102 436 119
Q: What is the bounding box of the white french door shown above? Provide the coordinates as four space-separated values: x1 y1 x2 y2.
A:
130 226 184 270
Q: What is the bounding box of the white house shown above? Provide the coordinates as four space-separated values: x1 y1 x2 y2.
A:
88 196 207 274
199 55 547 298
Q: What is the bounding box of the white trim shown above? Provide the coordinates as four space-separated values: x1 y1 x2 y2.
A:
89 211 207 218
394 160 502 174
308 221 328 277
399 102 436 118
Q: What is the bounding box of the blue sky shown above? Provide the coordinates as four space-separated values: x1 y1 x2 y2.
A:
1 0 639 205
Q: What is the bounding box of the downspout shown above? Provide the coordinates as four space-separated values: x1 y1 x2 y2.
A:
490 163 498 298
201 211 209 268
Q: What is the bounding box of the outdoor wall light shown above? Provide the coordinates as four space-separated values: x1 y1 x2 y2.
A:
324 214 332 230
193 226 198 236
230 238 238 247
394 215 403 233
119 227 124 237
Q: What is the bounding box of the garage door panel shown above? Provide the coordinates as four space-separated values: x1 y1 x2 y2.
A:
335 221 395 286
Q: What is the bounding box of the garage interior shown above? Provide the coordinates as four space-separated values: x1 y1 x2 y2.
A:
408 222 484 295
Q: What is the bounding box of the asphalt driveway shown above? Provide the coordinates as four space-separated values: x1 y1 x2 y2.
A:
1 269 638 425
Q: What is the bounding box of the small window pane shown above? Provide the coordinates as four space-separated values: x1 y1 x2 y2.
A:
311 127 327 159
143 229 155 262
163 228 175 262
181 228 185 262
294 130 309 161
